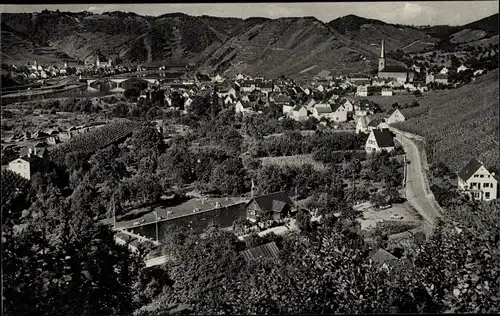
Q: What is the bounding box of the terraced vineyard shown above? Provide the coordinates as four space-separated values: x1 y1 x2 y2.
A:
50 120 138 166
392 69 499 172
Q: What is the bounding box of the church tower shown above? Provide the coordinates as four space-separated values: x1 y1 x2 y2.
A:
378 38 386 72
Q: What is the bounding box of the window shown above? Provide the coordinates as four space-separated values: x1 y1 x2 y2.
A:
474 174 479 177
485 192 490 199
479 175 484 178
474 192 480 198
483 183 489 188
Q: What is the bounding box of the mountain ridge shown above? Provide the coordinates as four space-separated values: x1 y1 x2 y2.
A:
1 11 497 77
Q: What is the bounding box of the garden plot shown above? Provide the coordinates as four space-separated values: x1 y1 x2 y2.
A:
356 201 422 231
260 154 326 171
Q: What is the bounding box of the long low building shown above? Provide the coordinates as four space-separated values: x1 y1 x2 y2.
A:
119 197 249 239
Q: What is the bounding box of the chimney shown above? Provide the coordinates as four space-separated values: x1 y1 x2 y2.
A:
28 147 32 157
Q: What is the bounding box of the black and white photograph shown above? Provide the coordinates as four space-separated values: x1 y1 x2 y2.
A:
1 1 499 315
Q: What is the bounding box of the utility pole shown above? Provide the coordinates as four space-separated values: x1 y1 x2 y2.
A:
403 153 407 199
153 211 159 243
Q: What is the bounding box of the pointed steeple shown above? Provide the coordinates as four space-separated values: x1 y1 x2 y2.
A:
378 38 386 72
380 38 385 58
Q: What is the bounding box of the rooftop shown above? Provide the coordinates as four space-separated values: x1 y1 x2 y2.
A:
372 128 395 148
458 158 484 181
115 196 248 229
240 242 280 261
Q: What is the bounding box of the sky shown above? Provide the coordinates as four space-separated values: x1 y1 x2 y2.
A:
1 2 498 26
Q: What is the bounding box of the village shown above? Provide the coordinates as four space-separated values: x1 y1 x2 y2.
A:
2 4 499 314
2 38 497 272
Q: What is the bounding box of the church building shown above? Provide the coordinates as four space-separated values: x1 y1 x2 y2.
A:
377 39 414 84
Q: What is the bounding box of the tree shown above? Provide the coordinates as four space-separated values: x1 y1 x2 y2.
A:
296 209 312 231
2 179 144 315
210 158 247 196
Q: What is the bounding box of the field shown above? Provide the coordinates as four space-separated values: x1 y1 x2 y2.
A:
260 154 326 171
49 119 138 166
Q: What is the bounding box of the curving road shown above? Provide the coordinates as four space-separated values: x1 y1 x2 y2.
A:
391 128 442 231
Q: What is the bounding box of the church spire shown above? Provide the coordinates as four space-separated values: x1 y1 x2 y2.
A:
380 38 385 58
378 38 386 72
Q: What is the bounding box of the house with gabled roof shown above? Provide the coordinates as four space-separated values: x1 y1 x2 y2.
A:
367 118 387 131
240 242 280 262
246 191 294 222
291 105 308 121
370 248 413 272
457 158 497 201
224 95 234 105
330 102 348 122
365 128 395 153
311 103 334 120
235 101 254 115
337 98 354 113
8 147 47 180
356 116 371 134
356 85 369 97
386 108 406 125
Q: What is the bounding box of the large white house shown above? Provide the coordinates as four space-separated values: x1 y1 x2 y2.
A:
356 86 368 97
336 98 354 112
311 103 334 120
457 159 497 201
365 128 395 153
8 148 46 180
235 101 254 115
290 105 309 121
386 109 406 125
330 102 348 122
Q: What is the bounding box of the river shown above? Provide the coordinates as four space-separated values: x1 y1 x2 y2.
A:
1 86 119 105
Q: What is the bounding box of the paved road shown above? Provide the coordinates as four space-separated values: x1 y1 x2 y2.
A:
391 128 442 227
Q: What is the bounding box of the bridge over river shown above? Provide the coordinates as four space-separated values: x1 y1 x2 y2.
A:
83 77 161 93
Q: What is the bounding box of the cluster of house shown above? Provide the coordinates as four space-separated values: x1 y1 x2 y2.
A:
5 58 139 84
282 96 382 124
4 123 106 180
6 60 70 81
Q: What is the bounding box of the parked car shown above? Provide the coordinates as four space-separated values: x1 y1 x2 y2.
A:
390 214 404 220
378 204 391 210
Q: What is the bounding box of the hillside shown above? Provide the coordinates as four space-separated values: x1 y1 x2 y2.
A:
421 13 498 47
392 69 499 172
0 11 497 77
327 15 439 54
1 11 441 77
